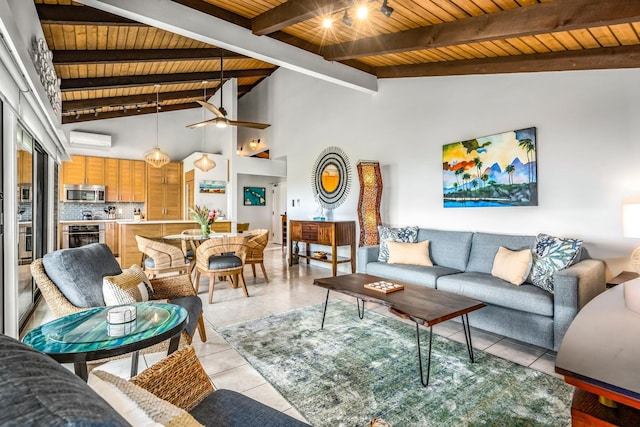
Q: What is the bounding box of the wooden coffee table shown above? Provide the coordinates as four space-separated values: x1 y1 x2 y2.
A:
313 273 486 387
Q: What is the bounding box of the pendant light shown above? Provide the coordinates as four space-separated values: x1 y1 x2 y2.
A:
194 82 216 172
144 84 170 168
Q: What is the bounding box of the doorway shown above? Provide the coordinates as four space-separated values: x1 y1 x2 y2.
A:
271 182 287 245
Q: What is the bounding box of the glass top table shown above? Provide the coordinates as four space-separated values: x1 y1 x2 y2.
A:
23 302 187 381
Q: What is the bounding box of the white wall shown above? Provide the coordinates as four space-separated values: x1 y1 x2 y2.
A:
182 152 229 218
237 174 274 233
239 67 640 276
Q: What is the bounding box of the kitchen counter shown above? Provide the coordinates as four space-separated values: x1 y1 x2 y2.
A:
60 219 118 224
116 219 234 225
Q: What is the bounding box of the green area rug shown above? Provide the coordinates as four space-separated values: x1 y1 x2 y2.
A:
218 301 573 427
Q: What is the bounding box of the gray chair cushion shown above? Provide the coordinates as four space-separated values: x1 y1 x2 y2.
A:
42 243 122 308
169 295 202 337
437 272 554 316
417 229 474 271
0 334 128 426
465 232 535 275
144 257 189 268
208 255 242 270
190 389 310 427
366 261 459 288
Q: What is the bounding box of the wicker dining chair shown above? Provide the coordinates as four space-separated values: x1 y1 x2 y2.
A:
244 229 270 283
135 235 191 279
194 235 248 304
180 228 203 271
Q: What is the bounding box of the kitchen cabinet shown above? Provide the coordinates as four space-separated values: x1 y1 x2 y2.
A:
105 221 118 256
18 150 32 184
146 162 182 220
104 159 146 202
118 221 197 268
62 155 105 186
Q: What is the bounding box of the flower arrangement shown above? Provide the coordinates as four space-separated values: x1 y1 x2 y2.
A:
189 205 217 234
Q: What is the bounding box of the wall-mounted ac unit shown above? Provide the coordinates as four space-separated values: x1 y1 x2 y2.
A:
69 131 112 149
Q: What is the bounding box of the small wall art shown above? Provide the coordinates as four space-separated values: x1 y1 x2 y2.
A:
443 127 537 208
200 180 226 194
244 187 266 206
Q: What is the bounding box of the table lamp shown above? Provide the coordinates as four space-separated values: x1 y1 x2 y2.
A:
623 200 640 271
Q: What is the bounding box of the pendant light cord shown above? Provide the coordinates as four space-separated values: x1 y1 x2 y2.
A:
202 85 207 151
155 87 159 148
219 48 224 108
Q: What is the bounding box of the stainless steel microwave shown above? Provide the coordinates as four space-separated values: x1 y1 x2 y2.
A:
63 184 106 203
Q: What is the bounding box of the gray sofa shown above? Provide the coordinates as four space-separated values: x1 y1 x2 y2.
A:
358 229 606 351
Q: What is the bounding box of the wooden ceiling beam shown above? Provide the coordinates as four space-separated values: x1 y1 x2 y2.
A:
62 102 201 124
52 48 246 65
60 68 276 91
36 4 144 26
323 0 640 60
62 86 254 111
376 45 640 78
170 0 251 29
252 0 349 36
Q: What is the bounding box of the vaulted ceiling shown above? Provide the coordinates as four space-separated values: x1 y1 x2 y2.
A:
35 0 640 124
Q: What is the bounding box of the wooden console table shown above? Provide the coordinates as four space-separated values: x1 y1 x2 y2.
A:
288 220 356 276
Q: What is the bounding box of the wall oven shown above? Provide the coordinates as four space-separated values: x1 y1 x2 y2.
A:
63 184 106 203
18 224 32 259
62 223 106 249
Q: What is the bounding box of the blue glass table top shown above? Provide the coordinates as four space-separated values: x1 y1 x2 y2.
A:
23 302 187 356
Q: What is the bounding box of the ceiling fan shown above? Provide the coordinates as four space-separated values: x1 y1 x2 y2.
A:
186 50 270 130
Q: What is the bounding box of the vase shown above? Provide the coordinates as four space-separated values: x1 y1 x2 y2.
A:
201 225 210 235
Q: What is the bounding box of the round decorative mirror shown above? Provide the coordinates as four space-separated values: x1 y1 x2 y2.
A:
312 146 351 210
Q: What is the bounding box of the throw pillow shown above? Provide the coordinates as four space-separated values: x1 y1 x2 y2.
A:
530 233 583 293
377 225 419 262
491 246 532 286
103 265 154 306
89 371 203 427
387 240 433 267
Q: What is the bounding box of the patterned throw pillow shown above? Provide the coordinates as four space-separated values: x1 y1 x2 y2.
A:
530 233 583 293
377 225 419 262
103 265 154 306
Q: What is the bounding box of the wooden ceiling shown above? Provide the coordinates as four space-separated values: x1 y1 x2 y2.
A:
35 0 640 124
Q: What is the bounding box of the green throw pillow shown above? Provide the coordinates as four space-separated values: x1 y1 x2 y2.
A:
530 233 582 293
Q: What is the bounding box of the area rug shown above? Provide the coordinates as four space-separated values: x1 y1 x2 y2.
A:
218 301 573 427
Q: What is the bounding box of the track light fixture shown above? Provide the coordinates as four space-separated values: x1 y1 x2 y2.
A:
342 10 353 26
249 139 260 150
74 112 80 119
94 109 99 117
380 0 394 18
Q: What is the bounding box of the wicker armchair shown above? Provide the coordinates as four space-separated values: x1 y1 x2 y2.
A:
245 229 269 283
194 235 248 304
136 235 192 279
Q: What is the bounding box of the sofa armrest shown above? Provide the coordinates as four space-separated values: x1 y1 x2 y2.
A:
357 246 380 273
552 259 606 351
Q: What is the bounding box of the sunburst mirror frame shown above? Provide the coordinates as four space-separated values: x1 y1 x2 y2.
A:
312 146 352 210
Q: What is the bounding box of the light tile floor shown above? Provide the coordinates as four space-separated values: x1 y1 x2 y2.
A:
25 243 560 423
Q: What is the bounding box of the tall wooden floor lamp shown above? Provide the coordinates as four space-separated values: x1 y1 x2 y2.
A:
357 161 383 246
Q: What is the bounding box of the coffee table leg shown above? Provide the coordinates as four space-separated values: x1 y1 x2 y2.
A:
415 323 433 387
74 362 88 382
461 314 475 363
321 289 330 329
130 351 140 378
357 298 365 319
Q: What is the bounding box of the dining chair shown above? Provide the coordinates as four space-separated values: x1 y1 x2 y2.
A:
135 235 191 279
245 229 270 283
180 228 202 271
194 235 248 304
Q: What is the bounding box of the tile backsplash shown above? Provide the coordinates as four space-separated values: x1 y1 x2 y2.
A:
60 202 145 221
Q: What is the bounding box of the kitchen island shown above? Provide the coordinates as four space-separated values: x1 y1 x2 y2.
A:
118 220 233 268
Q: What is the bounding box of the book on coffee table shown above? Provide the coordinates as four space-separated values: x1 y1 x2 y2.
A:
364 281 404 294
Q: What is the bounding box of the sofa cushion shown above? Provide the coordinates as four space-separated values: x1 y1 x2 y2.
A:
190 389 310 427
0 334 129 426
387 240 432 266
43 243 122 308
366 261 459 288
465 232 535 275
377 225 419 262
437 272 554 316
491 246 532 286
530 233 583 293
103 264 154 306
416 229 474 271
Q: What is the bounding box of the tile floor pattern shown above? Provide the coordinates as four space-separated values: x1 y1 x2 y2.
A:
25 244 561 424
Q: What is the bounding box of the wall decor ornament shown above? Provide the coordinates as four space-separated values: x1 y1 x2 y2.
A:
357 161 383 246
30 38 61 115
199 180 226 194
442 127 537 208
311 146 352 211
244 187 266 206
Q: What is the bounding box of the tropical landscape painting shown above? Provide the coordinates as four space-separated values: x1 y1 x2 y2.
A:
443 127 537 208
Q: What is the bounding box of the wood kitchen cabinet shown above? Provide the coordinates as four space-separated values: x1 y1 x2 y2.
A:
105 221 118 256
62 155 105 186
289 220 356 276
18 150 32 184
146 162 182 220
104 159 146 202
